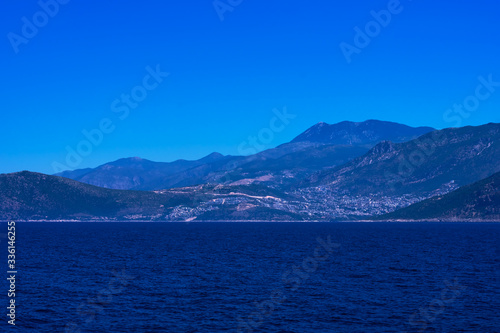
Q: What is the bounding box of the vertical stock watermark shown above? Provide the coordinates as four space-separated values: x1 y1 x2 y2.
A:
236 235 340 332
402 278 466 332
5 221 17 326
7 0 70 54
340 0 411 64
64 269 136 333
51 65 169 173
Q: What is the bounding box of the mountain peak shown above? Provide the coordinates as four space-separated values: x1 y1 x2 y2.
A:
200 152 225 162
205 152 224 158
292 120 434 145
107 157 153 167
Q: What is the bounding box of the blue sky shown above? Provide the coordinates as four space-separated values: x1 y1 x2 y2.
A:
1 0 499 174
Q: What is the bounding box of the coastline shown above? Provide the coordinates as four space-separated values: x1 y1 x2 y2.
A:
2 219 499 223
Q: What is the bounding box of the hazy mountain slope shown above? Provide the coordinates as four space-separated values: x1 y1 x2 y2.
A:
304 123 500 197
219 144 372 187
292 120 434 145
140 144 372 190
379 172 500 220
134 155 247 190
56 168 93 179
55 153 229 190
240 144 370 171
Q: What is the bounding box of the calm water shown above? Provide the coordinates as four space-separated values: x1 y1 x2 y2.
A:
1 222 499 332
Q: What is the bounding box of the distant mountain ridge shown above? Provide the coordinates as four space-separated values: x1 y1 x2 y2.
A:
55 153 232 190
291 120 434 145
55 120 435 191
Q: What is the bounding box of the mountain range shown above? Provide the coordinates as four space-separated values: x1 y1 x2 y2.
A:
55 120 435 191
1 120 498 221
304 123 500 196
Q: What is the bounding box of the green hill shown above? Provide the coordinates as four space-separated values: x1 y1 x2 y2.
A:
0 171 193 220
378 172 500 220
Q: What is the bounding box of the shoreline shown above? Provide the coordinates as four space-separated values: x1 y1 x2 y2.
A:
1 219 499 223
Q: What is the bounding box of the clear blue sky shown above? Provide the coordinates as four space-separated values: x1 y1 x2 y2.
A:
1 0 499 174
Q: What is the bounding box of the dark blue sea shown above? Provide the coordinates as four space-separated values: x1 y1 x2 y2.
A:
1 222 499 332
